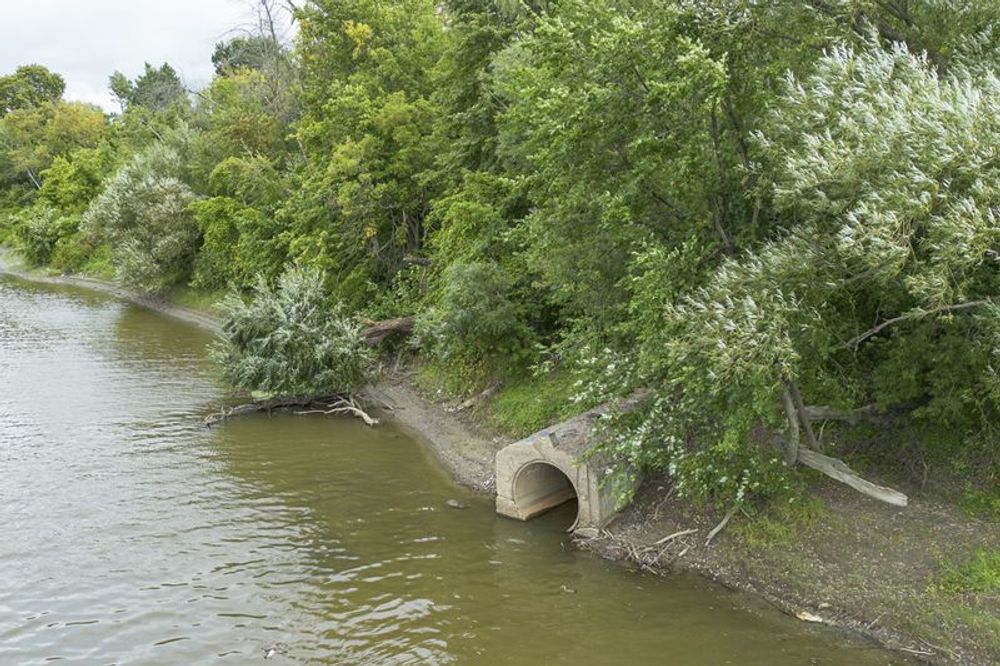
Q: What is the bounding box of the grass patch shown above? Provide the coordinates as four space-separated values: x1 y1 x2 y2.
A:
488 370 576 437
961 484 1000 521
734 496 828 549
940 549 1000 594
414 359 479 397
414 361 577 437
169 286 227 316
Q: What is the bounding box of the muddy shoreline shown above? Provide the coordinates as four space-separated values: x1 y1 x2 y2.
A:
4 252 994 665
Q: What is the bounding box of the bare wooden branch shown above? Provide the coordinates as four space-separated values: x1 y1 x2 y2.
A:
780 389 800 464
204 395 312 426
786 379 821 451
296 395 378 426
705 506 739 546
803 404 881 425
653 528 698 546
361 316 415 346
205 393 378 427
448 383 501 413
841 300 990 350
797 448 908 507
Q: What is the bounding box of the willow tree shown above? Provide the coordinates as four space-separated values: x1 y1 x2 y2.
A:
209 266 378 425
595 38 1000 508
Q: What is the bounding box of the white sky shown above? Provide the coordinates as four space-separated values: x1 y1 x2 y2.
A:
0 1 265 111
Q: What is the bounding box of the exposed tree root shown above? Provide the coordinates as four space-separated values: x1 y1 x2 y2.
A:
204 393 378 427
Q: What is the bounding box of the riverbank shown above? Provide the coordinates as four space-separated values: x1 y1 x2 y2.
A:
2 251 996 664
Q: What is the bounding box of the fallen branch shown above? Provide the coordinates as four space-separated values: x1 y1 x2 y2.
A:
361 316 415 346
653 528 698 546
204 393 378 427
705 506 739 546
296 395 379 426
204 395 313 426
785 379 821 451
797 448 908 506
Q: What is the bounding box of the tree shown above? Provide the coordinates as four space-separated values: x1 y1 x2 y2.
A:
212 35 281 74
109 63 188 113
0 65 65 116
81 137 199 291
283 0 447 306
593 37 1000 507
0 101 106 190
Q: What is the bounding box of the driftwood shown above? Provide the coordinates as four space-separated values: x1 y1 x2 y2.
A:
361 316 415 346
295 393 379 426
796 448 908 506
204 393 378 427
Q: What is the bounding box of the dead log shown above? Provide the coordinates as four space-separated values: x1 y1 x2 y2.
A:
361 316 415 346
796 448 908 507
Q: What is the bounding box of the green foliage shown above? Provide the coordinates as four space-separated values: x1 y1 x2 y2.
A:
285 0 446 302
496 0 727 320
109 63 188 114
190 196 284 289
212 36 282 75
416 261 535 373
732 497 828 548
4 0 1000 515
10 206 78 265
40 146 115 213
81 138 199 291
213 267 372 397
191 70 297 185
0 65 64 116
0 101 107 189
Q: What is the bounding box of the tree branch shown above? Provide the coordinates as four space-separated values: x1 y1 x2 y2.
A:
840 300 990 351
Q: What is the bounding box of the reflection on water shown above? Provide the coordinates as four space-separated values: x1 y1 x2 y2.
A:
0 276 909 665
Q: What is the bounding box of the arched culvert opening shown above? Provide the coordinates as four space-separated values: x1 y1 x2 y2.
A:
512 462 578 526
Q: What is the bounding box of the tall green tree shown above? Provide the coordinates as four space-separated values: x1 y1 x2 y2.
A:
0 65 65 116
109 63 188 113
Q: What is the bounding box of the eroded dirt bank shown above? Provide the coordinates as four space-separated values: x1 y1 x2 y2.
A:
3 253 995 665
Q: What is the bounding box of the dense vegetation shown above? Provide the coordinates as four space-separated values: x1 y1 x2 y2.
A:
3 0 1000 512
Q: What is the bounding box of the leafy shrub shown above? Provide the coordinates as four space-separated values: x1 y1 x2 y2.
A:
190 196 284 289
81 141 199 292
11 206 78 265
213 266 372 397
415 261 535 373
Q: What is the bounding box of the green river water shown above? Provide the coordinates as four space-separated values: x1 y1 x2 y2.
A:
0 276 912 665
